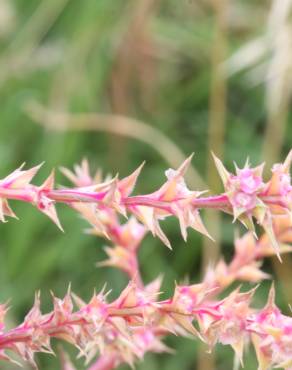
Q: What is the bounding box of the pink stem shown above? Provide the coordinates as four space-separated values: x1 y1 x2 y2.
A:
0 187 286 211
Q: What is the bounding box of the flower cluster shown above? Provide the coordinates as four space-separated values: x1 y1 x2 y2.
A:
0 152 291 253
0 152 291 369
0 269 291 369
213 152 292 258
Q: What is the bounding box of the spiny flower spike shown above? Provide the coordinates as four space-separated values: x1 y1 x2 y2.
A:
128 154 211 248
267 150 292 194
60 158 95 187
60 156 210 250
202 214 292 301
60 161 147 284
0 153 292 369
0 162 43 222
0 203 291 369
0 281 291 370
212 153 266 223
250 285 292 370
0 152 291 255
87 194 292 368
0 162 64 230
212 152 292 259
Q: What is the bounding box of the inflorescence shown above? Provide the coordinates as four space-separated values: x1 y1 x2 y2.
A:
0 152 292 370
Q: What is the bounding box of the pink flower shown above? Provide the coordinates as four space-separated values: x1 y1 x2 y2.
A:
249 287 292 369
236 168 264 194
231 191 256 210
268 151 292 198
213 154 265 220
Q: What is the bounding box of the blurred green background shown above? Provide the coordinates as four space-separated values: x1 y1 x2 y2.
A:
0 0 291 369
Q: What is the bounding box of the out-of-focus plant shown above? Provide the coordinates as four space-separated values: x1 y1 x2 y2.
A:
226 0 292 167
0 0 15 38
0 151 292 369
225 0 292 308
